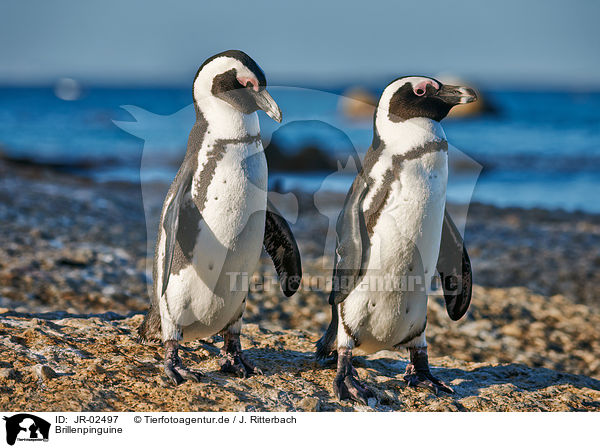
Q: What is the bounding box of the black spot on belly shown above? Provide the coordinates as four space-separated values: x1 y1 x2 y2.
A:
208 262 214 270
406 306 410 314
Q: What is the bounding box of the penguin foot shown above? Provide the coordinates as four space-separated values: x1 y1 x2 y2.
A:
164 340 203 386
334 370 374 405
219 351 262 378
403 364 454 395
333 347 374 405
219 330 262 378
403 347 453 395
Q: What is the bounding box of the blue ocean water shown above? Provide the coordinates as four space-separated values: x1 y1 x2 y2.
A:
0 86 599 212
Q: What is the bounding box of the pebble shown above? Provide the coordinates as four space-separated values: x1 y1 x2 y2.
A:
379 390 398 406
297 396 320 412
86 361 106 374
34 364 58 380
0 368 17 379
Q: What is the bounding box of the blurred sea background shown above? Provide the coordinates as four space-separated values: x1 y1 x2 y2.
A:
1 84 599 212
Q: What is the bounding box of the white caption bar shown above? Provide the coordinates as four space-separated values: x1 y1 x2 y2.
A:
0 412 597 448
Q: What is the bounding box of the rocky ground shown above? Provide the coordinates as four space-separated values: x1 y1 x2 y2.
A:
1 316 599 412
1 159 600 411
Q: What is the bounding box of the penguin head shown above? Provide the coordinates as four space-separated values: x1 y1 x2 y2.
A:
192 50 282 122
379 76 477 123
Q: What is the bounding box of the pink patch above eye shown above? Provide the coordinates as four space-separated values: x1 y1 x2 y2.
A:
412 79 439 96
237 76 259 91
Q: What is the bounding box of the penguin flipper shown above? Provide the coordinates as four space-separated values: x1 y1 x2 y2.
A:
315 174 370 359
437 208 473 321
263 199 302 297
329 173 371 306
160 162 194 297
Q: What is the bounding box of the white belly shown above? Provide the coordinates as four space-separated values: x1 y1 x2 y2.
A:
343 151 447 353
164 140 267 340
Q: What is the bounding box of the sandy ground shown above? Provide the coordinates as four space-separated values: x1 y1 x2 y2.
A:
1 317 599 412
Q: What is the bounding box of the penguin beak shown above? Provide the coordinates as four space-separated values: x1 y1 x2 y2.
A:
437 85 478 105
250 89 283 123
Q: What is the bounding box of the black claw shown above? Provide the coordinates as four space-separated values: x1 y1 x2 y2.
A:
165 365 184 386
238 352 261 376
219 352 261 377
220 357 243 377
219 331 261 378
404 348 454 395
403 364 454 395
333 347 375 405
176 366 203 382
404 372 454 395
334 374 374 405
164 339 202 386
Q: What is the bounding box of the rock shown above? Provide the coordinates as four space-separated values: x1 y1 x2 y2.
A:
0 368 17 379
86 361 106 374
338 87 377 120
297 397 320 412
34 364 57 380
264 141 337 173
1 315 599 412
58 248 94 267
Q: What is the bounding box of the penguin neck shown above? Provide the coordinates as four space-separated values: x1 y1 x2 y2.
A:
374 115 446 154
195 96 260 140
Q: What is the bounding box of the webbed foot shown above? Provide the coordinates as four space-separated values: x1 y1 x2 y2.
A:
403 347 453 395
164 340 203 385
219 329 262 378
333 347 375 405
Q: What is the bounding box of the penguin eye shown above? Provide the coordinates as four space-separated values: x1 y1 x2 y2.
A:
412 80 439 97
236 76 259 92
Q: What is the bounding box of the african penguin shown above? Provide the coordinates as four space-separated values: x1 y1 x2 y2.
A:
316 76 476 403
139 50 302 385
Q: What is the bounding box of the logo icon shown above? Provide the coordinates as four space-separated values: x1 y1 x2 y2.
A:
3 414 50 446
